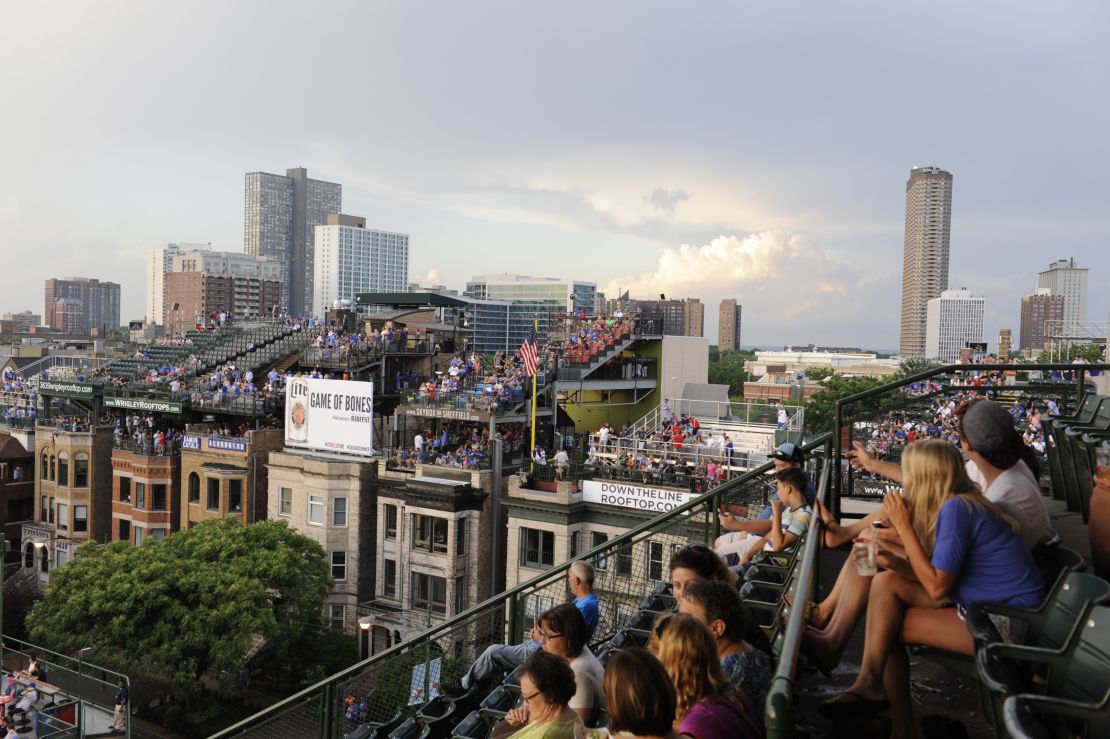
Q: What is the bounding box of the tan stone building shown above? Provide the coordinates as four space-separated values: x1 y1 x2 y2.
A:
363 465 495 649
26 426 113 584
718 299 742 352
179 429 283 529
267 450 376 632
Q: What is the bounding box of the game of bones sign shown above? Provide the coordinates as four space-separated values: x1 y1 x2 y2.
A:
284 377 375 456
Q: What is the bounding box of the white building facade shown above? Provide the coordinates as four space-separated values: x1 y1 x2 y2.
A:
925 288 985 363
1037 258 1089 331
312 214 409 317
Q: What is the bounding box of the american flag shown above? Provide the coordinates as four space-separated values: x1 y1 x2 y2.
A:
518 326 538 377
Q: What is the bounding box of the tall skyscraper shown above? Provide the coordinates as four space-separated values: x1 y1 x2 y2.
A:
682 298 704 337
244 167 341 316
718 299 742 351
925 288 983 363
1019 288 1065 351
1037 258 1088 332
44 277 121 334
899 166 953 357
313 214 410 316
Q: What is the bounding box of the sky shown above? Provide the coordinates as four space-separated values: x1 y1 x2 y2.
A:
1 1 1108 351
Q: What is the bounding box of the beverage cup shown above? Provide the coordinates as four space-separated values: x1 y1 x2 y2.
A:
853 541 878 577
1096 445 1110 485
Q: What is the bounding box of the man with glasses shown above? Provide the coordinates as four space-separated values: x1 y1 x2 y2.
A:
442 561 599 698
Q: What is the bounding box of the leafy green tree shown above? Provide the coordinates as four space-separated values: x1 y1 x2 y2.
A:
1037 343 1105 363
708 359 748 397
801 366 835 382
894 357 942 380
802 373 889 432
28 518 332 700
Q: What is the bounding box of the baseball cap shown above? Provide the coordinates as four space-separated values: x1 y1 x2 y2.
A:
772 442 805 463
961 400 1016 454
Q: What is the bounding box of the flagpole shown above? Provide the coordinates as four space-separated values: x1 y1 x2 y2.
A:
529 318 539 472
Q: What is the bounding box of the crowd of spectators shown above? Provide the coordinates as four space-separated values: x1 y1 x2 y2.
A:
389 421 526 471
855 389 1054 477
1 371 37 428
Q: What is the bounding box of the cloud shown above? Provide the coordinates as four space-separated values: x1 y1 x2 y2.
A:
603 231 799 298
643 186 691 215
423 268 441 285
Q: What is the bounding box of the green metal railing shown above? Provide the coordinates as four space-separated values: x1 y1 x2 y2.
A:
211 435 833 738
765 435 832 736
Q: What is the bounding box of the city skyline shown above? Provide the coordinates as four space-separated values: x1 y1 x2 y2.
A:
1 2 1108 348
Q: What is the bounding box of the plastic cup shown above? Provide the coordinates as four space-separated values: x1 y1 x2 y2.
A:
1096 445 1110 485
853 542 878 576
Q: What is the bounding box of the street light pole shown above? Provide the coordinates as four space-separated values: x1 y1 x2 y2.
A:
357 616 373 660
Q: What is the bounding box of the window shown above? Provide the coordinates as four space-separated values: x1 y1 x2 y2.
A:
328 604 346 630
520 528 555 568
119 476 132 503
616 543 633 577
135 526 145 546
411 572 447 615
57 503 69 532
592 532 609 571
40 454 48 480
152 484 167 512
332 497 347 527
383 558 397 598
49 497 54 524
570 531 579 559
331 551 347 581
648 541 665 582
188 473 200 504
523 594 554 633
308 495 324 525
74 454 89 487
412 514 448 553
58 453 69 486
384 504 397 538
135 482 146 510
455 575 466 614
40 495 48 523
74 505 87 534
49 456 55 481
456 518 466 555
279 487 292 516
119 519 131 543
207 478 220 510
151 528 166 540
229 479 243 513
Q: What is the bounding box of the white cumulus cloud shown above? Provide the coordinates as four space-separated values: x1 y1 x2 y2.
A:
603 231 800 297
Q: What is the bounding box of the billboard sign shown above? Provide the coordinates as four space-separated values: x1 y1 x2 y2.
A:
581 480 697 514
285 377 375 456
38 380 95 399
104 396 182 414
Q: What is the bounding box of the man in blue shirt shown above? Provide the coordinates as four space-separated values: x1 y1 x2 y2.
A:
442 561 599 697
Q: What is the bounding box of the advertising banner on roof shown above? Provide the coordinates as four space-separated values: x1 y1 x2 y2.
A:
581 480 697 513
284 377 375 456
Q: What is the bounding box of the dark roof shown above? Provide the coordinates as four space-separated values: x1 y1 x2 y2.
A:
1 356 42 370
356 292 469 309
0 434 30 459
